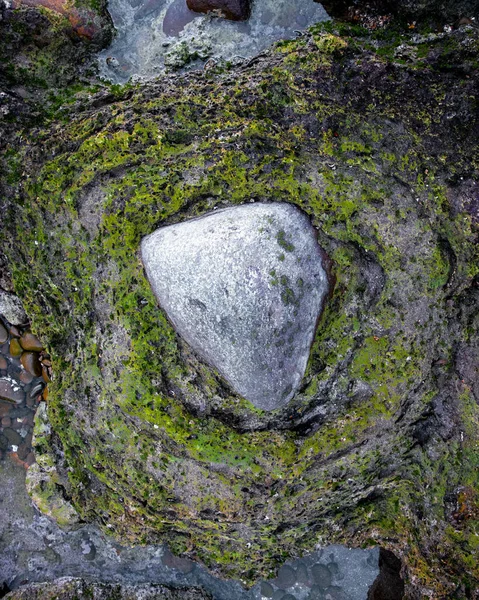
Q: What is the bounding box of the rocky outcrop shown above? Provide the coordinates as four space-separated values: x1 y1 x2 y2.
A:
4 578 212 599
186 0 250 21
0 14 478 600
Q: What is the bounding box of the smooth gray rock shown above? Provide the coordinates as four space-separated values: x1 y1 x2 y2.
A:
141 203 329 411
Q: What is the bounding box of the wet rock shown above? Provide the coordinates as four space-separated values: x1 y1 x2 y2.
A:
19 370 34 384
21 352 43 377
9 338 22 357
141 203 329 411
163 0 200 35
296 561 310 584
311 564 332 589
134 0 165 20
19 332 44 352
276 565 297 588
0 377 24 404
3 427 22 446
186 0 250 20
260 581 275 598
0 291 27 326
161 548 196 573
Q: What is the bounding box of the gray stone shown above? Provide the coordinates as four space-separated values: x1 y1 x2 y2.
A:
141 203 329 411
0 292 27 326
0 377 25 404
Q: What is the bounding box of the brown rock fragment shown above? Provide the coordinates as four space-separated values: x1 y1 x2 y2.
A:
21 352 43 376
9 338 22 356
19 332 44 352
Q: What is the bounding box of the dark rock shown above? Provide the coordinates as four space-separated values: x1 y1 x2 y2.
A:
311 564 332 589
3 427 22 446
367 549 404 600
186 0 250 21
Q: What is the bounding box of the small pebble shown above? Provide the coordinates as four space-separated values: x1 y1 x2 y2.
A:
21 352 43 377
0 323 7 344
9 325 20 338
20 370 34 384
1 416 11 427
0 356 7 370
19 332 44 352
9 338 22 357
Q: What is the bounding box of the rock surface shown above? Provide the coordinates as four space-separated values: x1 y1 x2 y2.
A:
141 203 329 411
0 292 27 326
186 0 250 20
1 10 479 600
4 578 212 599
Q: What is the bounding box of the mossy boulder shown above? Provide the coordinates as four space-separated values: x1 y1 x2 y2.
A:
0 20 478 599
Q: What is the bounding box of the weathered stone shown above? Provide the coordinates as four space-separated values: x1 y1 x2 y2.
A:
0 291 27 326
141 203 329 411
0 377 24 404
186 0 250 20
19 332 44 352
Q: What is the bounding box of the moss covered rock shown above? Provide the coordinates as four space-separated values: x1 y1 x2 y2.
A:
0 19 478 599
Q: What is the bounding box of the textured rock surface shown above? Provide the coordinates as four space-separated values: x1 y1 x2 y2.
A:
4 578 212 600
0 292 27 326
1 12 479 600
186 0 250 21
141 203 329 411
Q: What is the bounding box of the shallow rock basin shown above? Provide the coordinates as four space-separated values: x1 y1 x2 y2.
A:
141 202 330 411
98 0 329 81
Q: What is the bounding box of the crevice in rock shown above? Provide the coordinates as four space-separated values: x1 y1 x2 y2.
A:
367 548 405 600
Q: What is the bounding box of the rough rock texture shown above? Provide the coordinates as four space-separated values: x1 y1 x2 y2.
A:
4 578 212 599
322 0 479 22
0 292 27 325
141 203 330 411
186 0 250 21
0 14 478 600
